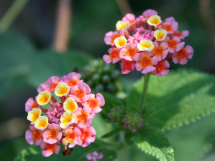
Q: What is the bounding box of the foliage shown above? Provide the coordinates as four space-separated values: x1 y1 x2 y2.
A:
127 70 215 130
0 31 35 101
131 127 174 161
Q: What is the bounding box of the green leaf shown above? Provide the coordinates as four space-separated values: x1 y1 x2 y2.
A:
27 50 92 87
0 32 35 101
165 112 215 161
127 70 215 130
132 127 174 161
14 139 117 161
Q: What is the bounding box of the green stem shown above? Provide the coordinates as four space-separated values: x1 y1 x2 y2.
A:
0 0 29 32
116 132 130 161
138 73 150 111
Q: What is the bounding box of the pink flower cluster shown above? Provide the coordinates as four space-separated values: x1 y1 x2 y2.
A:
103 9 194 77
25 72 105 157
86 151 103 161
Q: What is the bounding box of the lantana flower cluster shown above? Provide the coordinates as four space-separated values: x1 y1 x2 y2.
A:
103 9 194 76
25 72 105 157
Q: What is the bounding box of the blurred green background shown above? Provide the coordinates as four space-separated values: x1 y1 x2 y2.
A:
0 0 215 160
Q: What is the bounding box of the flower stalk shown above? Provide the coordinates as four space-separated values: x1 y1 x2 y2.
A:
0 0 29 32
138 73 150 111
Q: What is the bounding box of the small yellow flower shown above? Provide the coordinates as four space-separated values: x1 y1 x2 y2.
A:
55 82 69 97
147 15 161 27
27 108 41 124
114 36 127 48
63 97 78 113
34 116 49 130
36 91 51 106
154 29 167 41
116 21 128 30
60 112 77 129
137 39 154 52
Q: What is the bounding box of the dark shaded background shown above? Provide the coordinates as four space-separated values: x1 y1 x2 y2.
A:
0 0 215 160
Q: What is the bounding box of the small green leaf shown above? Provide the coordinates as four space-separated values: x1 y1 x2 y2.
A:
132 127 174 161
27 50 92 88
127 70 215 130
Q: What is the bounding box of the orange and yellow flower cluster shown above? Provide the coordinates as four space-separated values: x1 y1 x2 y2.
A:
103 9 194 76
25 72 105 157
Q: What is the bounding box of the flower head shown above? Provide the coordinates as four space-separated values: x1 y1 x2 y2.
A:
40 140 60 157
151 60 170 77
63 97 78 113
25 97 39 112
25 125 43 145
114 36 127 48
60 112 77 129
55 82 70 97
35 116 49 130
75 108 94 128
147 15 161 27
37 91 51 106
83 93 105 114
27 108 41 124
103 47 120 64
172 45 194 65
62 126 81 148
43 123 62 144
79 127 96 147
70 82 91 103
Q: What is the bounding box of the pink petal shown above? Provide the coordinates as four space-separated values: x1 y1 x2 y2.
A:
41 150 53 157
54 145 61 155
175 42 185 52
182 30 189 37
179 58 188 65
103 55 112 63
135 63 143 71
25 130 34 145
141 66 156 74
68 72 81 80
96 93 105 106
